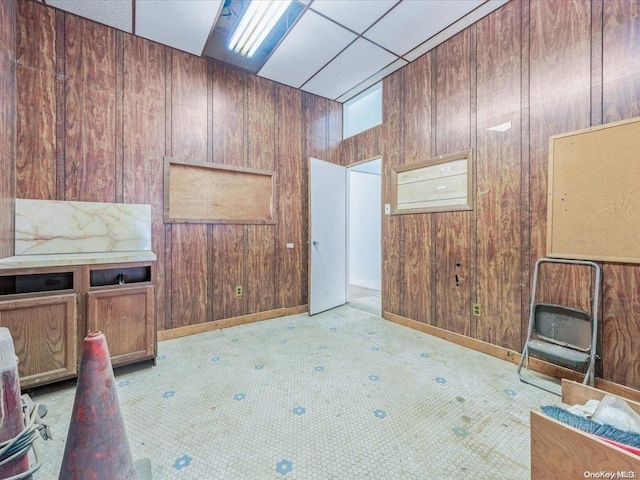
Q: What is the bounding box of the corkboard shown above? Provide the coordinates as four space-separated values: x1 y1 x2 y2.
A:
547 117 640 263
164 157 276 224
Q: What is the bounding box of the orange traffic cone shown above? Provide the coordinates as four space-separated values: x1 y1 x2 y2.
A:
58 332 136 480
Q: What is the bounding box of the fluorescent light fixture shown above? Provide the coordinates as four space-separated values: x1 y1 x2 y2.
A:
486 121 512 132
228 0 292 58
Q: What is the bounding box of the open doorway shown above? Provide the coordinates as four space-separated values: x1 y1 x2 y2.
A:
347 158 381 315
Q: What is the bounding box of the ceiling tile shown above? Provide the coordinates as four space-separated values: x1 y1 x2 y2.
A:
335 58 407 103
404 0 509 61
258 10 357 88
301 38 398 100
309 0 399 34
136 0 223 56
364 0 483 56
47 0 132 32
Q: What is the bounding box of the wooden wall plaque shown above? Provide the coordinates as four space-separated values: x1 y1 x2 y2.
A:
547 117 640 263
164 157 276 224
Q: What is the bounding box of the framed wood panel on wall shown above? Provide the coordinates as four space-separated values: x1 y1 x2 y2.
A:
547 117 640 264
391 150 473 214
164 157 276 224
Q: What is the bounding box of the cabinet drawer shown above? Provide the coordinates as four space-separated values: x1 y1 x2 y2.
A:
89 266 151 288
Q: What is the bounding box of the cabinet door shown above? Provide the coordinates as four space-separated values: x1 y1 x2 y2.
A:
86 286 155 366
0 294 77 388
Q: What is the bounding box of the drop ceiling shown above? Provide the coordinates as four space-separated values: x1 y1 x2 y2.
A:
41 0 509 102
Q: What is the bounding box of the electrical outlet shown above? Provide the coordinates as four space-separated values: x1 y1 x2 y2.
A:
235 286 243 297
472 303 482 317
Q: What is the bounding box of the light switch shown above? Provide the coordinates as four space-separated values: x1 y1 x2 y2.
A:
286 243 294 249
384 204 391 215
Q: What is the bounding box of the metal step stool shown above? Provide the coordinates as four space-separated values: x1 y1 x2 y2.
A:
517 258 601 395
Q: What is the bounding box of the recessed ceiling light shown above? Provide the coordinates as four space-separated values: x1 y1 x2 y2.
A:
228 0 292 58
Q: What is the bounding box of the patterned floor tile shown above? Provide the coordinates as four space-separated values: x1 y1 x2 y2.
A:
28 299 560 479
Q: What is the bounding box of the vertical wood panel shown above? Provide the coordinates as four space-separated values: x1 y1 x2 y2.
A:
304 92 329 162
602 264 640 388
327 99 343 164
434 30 472 336
528 0 592 314
64 15 117 202
276 85 304 308
601 0 640 387
0 0 15 54
246 75 276 314
401 53 433 324
15 0 56 200
211 225 245 320
0 0 15 259
114 32 124 202
381 70 404 316
170 224 209 328
212 61 245 167
246 225 276 314
123 35 167 330
54 10 66 200
475 0 522 350
171 50 207 162
602 0 640 122
210 62 246 318
163 48 173 331
170 48 210 327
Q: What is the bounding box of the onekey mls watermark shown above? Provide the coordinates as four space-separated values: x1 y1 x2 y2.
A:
584 472 637 479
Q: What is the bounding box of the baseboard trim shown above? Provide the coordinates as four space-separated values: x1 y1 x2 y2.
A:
383 311 640 401
158 305 308 342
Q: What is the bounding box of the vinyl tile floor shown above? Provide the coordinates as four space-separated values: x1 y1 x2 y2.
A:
347 285 381 315
28 301 561 479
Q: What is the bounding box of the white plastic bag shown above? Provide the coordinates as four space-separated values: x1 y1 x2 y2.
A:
591 394 640 433
566 399 599 418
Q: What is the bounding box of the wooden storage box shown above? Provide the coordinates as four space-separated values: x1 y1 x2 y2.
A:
531 379 640 479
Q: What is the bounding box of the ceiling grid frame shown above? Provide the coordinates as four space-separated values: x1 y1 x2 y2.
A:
37 0 509 102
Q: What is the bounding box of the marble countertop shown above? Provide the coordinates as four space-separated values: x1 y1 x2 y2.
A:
0 251 156 270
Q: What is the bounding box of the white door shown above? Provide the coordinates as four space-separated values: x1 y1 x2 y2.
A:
309 158 347 315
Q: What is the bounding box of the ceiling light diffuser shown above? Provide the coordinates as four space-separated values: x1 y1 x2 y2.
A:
228 0 292 58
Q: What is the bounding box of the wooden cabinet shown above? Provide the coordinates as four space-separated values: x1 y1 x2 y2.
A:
0 294 77 389
0 261 156 389
85 263 155 367
87 286 155 366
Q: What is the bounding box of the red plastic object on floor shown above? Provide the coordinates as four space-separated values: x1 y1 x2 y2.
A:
58 331 136 480
0 327 30 479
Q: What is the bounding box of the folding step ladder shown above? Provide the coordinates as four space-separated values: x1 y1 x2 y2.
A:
517 257 601 395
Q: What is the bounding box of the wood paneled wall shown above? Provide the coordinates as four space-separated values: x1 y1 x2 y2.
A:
344 0 640 389
10 0 639 388
12 0 342 332
0 0 15 259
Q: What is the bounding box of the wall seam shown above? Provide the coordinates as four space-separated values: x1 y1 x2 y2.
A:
519 0 531 351
429 47 438 326
469 23 478 340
